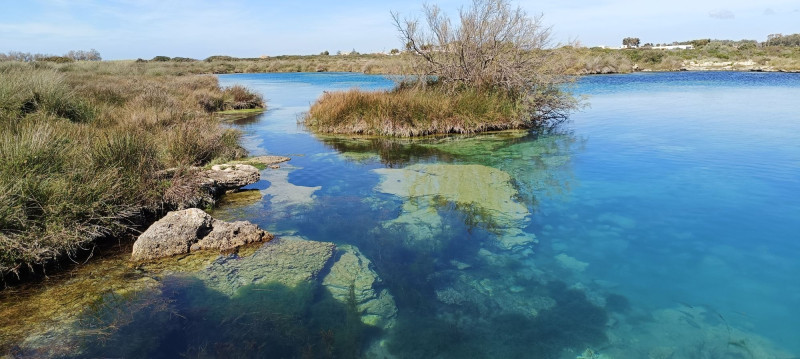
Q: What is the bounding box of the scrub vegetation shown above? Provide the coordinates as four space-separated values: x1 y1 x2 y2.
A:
305 0 580 137
0 61 263 277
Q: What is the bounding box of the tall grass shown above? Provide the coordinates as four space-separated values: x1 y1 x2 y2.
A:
0 63 263 275
305 83 525 137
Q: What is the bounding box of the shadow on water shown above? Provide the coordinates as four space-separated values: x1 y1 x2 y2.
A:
23 276 375 358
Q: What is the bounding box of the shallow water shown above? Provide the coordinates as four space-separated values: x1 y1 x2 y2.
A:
3 71 799 358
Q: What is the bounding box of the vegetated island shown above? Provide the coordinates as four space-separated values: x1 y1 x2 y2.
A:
0 59 265 281
304 0 580 137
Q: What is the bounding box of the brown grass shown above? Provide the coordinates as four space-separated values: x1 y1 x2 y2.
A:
0 63 263 276
304 84 526 137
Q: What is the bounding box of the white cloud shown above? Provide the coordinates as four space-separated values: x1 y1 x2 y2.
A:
709 9 735 19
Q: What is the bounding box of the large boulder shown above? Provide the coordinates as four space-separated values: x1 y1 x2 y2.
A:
131 208 272 261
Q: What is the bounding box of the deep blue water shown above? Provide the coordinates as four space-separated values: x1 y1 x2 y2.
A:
206 71 800 358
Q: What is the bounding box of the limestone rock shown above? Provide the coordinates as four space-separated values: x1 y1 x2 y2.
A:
198 236 335 296
204 163 260 190
191 220 268 252
132 209 214 261
162 163 261 210
244 155 291 166
131 209 272 261
322 245 397 329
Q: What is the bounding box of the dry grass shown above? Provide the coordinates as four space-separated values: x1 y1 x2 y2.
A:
0 62 263 276
30 54 414 76
304 84 526 137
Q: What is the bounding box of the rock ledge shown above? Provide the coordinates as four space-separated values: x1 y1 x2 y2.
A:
131 208 272 261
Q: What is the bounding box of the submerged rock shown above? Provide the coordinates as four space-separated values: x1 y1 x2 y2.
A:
198 236 335 295
261 164 321 210
322 245 397 329
374 163 536 252
195 237 398 329
131 209 272 261
433 270 556 318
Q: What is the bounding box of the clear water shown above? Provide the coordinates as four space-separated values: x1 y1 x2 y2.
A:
7 71 798 358
218 71 800 357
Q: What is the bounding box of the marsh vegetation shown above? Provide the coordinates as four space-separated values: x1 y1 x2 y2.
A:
0 61 263 277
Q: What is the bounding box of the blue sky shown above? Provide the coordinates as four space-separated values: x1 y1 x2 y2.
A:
1 0 797 60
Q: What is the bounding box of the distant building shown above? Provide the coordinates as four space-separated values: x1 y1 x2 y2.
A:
652 45 694 50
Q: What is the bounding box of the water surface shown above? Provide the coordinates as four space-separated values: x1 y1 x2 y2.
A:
214 71 800 357
3 71 798 358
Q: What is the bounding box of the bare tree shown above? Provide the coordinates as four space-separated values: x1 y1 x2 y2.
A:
392 0 577 124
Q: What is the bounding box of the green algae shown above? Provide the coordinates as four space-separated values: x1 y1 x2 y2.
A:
374 163 536 251
213 189 263 208
0 243 242 354
0 237 387 357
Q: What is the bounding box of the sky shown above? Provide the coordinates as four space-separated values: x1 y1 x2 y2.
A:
0 0 797 60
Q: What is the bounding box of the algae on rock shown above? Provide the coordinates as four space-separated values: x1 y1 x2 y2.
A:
322 245 398 329
197 236 335 296
374 163 537 252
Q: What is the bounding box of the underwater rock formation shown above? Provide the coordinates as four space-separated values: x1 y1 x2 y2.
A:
322 245 398 329
261 164 321 210
198 236 335 295
131 209 272 261
196 237 398 329
433 270 556 318
374 163 536 252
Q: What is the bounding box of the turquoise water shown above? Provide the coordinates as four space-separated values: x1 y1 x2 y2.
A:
217 71 800 358
15 72 795 358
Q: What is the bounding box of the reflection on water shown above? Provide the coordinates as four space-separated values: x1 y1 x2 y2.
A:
2 72 799 358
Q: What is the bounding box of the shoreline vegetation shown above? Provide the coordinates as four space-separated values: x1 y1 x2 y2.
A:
3 36 798 78
0 61 264 280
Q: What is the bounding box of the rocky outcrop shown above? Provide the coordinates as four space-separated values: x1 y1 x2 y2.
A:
238 155 291 167
322 245 397 329
203 164 260 190
162 163 262 210
131 208 272 261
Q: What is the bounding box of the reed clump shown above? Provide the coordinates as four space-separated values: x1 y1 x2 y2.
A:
0 62 263 276
306 82 525 136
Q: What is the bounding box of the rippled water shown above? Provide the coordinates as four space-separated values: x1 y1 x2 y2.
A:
3 71 798 358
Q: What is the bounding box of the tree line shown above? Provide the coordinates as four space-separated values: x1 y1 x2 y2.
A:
765 33 800 47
